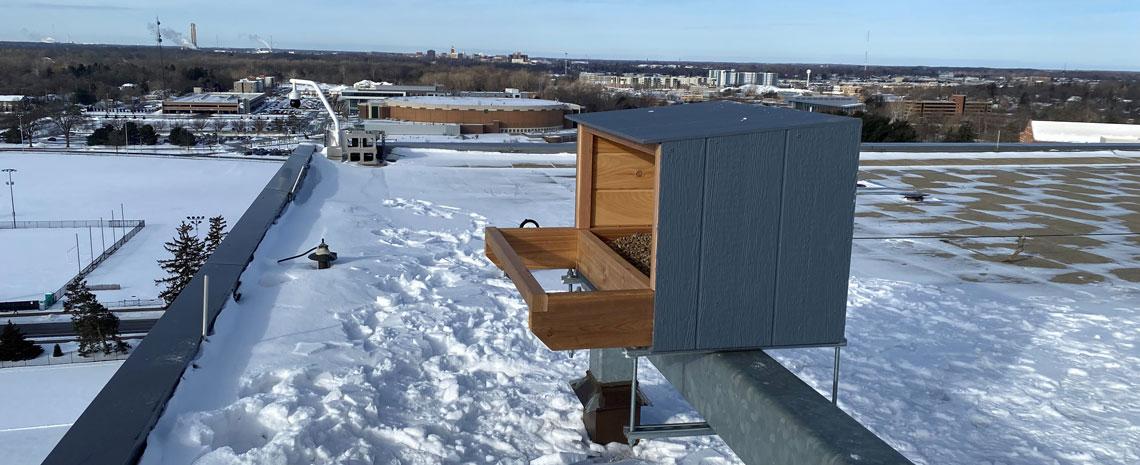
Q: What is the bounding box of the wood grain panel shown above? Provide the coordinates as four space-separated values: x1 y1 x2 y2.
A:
577 230 651 290
582 126 657 155
534 289 654 350
486 227 578 270
593 190 654 227
576 127 595 228
485 227 548 312
594 146 656 190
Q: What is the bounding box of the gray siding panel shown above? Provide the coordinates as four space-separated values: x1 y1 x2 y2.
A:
695 131 786 350
772 122 860 345
652 139 706 352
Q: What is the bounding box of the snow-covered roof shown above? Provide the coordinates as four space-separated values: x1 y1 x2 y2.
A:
384 96 569 111
164 92 265 104
1030 120 1140 143
0 95 26 102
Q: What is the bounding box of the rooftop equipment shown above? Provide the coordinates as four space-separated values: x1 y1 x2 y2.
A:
485 101 861 353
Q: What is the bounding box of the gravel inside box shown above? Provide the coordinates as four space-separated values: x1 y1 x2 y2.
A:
608 233 652 275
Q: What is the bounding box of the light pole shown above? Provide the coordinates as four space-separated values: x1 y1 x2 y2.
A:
2 169 15 228
186 215 204 237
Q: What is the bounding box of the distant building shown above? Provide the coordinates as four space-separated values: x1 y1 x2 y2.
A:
233 78 265 94
578 72 705 89
359 96 576 134
162 92 266 114
0 95 26 112
786 95 864 114
509 51 529 64
1021 120 1140 143
339 83 446 114
425 49 436 60
707 69 777 88
459 88 536 99
760 72 778 87
904 95 990 119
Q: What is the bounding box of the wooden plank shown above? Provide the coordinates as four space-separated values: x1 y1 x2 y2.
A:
771 122 860 346
695 131 786 350
577 230 651 290
576 127 595 228
533 289 654 350
589 226 651 242
488 227 578 270
582 125 657 155
593 190 654 227
651 139 707 352
484 227 548 312
594 144 656 190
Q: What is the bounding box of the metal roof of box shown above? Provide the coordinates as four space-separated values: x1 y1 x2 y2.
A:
566 100 855 144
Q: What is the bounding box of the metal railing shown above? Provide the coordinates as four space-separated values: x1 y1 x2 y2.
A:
0 349 132 369
0 219 143 230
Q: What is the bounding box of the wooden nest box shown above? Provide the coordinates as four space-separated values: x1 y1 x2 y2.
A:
486 101 861 353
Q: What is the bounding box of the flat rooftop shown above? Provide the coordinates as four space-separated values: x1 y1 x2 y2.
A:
135 147 1139 464
383 96 569 110
164 92 265 104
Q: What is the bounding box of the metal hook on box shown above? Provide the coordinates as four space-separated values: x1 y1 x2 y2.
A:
519 219 540 228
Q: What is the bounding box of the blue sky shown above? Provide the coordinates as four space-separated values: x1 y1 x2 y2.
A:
3 0 1139 71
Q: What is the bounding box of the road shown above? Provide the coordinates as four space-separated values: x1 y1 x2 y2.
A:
15 318 158 339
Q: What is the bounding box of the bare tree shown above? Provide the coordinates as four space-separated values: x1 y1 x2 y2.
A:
208 118 227 144
50 104 85 148
15 103 45 147
190 115 210 134
231 118 248 134
252 117 268 136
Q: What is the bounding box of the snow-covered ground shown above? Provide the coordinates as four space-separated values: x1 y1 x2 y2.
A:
0 152 280 303
0 228 91 301
135 148 1138 464
0 361 123 464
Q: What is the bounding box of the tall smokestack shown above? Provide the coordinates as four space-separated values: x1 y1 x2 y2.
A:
190 23 197 48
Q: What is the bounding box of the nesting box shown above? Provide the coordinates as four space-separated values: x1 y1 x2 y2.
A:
485 101 861 353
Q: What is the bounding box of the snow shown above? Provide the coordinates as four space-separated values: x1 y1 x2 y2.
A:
0 152 280 304
0 361 123 464
141 149 734 464
137 149 1138 464
1029 120 1140 143
860 150 1140 161
0 228 91 301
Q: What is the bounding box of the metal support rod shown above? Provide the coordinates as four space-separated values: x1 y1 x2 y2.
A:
120 203 125 237
87 227 93 263
99 218 106 253
628 354 639 446
110 210 117 242
832 346 841 405
3 168 16 228
201 275 209 338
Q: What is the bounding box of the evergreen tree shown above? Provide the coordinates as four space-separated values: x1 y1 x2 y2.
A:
169 126 197 146
52 344 63 357
155 222 206 305
66 279 129 356
0 321 44 361
204 215 227 256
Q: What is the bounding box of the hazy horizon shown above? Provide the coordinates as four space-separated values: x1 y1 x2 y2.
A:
2 0 1139 72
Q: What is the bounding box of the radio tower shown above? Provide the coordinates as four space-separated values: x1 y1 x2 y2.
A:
864 30 871 75
156 17 166 93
